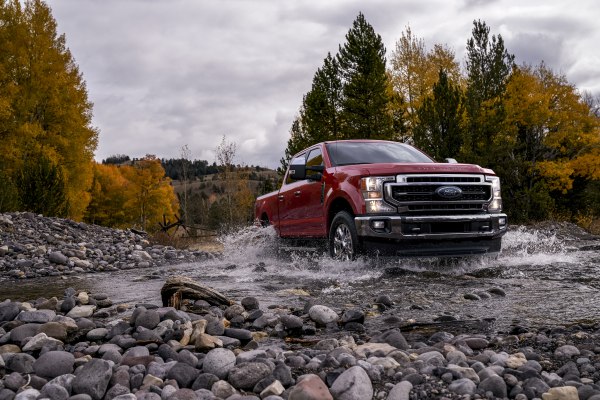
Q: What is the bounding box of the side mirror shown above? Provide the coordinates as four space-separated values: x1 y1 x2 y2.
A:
288 164 306 180
307 172 323 181
445 158 458 164
306 165 324 172
306 165 324 181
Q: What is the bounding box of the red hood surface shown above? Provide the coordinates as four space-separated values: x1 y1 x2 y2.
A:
335 163 494 176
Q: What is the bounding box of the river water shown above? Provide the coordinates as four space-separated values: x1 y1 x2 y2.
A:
2 224 599 335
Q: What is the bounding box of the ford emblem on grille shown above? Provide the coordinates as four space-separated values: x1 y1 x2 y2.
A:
435 186 462 199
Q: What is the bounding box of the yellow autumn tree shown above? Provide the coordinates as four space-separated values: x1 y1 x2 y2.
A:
85 163 132 228
0 0 97 218
120 156 179 232
389 26 461 133
508 65 598 192
500 64 600 219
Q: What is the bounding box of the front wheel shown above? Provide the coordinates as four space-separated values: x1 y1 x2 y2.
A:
329 211 360 260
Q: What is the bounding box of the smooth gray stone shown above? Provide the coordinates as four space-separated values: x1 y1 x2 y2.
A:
166 362 200 388
228 362 273 391
71 359 113 400
203 348 236 379
449 378 477 395
330 366 373 400
33 351 75 379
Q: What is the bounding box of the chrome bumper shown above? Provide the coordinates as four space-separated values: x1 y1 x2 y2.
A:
355 214 508 241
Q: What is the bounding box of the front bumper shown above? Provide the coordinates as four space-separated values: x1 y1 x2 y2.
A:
355 213 508 256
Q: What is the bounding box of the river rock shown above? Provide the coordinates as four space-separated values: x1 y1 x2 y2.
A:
479 374 507 398
14 388 40 400
4 371 26 390
0 302 21 322
192 373 220 391
33 350 75 378
449 378 477 395
71 359 113 400
203 348 236 379
22 332 63 352
287 374 333 400
39 321 68 341
370 329 409 350
281 315 303 330
241 296 260 311
49 251 69 265
135 310 160 329
87 328 108 341
542 386 579 400
166 361 200 388
9 323 41 343
555 345 580 358
387 381 413 400
330 365 373 400
228 362 272 390
224 328 253 341
5 352 36 373
67 305 96 319
308 305 338 326
40 383 70 400
211 380 237 398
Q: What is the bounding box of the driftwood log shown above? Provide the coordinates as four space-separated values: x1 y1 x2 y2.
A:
160 275 233 309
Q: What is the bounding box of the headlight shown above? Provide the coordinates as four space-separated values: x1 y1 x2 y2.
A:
485 176 502 212
360 177 396 213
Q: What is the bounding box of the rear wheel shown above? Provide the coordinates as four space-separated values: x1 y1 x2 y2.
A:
329 211 360 260
260 215 270 227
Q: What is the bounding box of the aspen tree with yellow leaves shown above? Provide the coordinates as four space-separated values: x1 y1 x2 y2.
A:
0 0 97 219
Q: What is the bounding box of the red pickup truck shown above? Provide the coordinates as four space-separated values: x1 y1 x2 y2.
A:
255 140 507 259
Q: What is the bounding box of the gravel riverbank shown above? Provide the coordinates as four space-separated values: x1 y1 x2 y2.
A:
2 212 600 400
0 212 213 280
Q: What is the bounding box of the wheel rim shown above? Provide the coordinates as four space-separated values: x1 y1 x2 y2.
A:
333 223 354 260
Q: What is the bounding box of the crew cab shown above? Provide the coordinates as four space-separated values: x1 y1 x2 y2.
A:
255 140 507 259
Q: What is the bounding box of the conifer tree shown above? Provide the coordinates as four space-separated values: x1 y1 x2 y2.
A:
303 53 343 143
413 69 464 161
463 20 514 165
337 12 393 139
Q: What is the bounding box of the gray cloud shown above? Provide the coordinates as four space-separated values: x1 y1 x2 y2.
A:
46 0 600 167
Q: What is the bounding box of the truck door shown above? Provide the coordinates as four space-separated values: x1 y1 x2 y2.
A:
278 149 326 237
278 154 307 236
300 148 326 236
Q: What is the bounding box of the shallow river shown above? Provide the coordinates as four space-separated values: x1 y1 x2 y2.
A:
1 225 599 335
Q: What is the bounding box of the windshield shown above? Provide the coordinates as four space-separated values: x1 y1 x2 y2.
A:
326 141 433 166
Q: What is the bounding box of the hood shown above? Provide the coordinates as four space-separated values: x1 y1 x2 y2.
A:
337 163 492 176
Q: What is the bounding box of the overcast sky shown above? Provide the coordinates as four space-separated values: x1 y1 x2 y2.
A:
45 0 600 168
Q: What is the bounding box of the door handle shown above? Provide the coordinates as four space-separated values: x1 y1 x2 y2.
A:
278 195 284 201
294 191 301 197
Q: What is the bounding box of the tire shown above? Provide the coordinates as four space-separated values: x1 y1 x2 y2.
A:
260 214 270 227
329 211 360 260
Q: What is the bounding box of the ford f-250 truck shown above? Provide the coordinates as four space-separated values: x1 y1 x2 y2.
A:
255 140 507 259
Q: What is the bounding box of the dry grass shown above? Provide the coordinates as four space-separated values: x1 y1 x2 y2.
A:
150 231 223 252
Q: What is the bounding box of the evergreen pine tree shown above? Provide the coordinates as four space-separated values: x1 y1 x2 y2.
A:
337 12 393 139
463 20 514 165
303 53 343 143
413 69 464 161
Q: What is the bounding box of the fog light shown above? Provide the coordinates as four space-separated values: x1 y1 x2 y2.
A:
499 217 506 226
372 220 386 230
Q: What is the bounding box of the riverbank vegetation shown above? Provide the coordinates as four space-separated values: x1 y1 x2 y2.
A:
0 2 597 234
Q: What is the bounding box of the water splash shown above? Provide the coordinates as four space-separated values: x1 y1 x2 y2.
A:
210 224 590 285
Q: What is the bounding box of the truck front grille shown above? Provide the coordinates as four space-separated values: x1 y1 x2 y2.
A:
385 174 492 214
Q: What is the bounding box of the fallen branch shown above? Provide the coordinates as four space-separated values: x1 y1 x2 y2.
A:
160 275 233 308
